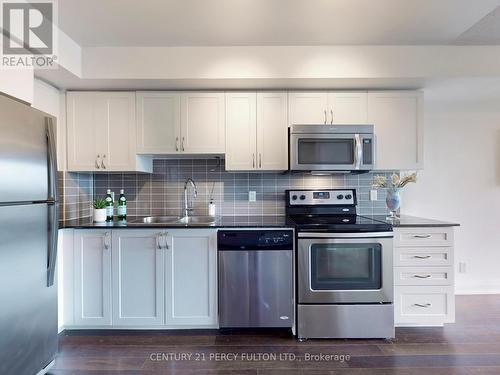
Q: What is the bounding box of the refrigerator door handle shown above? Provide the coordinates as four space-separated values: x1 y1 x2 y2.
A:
47 202 59 287
45 118 58 202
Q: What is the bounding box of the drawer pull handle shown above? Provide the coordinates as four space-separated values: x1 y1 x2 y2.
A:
413 234 432 239
414 303 432 308
413 255 431 259
413 274 431 279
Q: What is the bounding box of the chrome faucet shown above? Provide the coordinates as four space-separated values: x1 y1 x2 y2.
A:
183 178 198 218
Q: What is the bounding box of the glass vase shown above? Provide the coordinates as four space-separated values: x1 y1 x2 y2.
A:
386 188 401 220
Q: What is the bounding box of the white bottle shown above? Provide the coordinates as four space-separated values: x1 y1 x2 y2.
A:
208 200 216 217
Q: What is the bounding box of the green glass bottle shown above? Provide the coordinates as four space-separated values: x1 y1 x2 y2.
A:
105 189 114 222
117 189 127 221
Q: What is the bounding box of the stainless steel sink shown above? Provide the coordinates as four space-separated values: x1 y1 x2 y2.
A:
177 215 218 225
141 215 217 226
142 216 181 224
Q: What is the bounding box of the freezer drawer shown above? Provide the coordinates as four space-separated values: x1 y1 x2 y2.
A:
218 250 293 328
0 204 57 375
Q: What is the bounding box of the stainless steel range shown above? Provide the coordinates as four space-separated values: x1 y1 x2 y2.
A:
286 189 395 339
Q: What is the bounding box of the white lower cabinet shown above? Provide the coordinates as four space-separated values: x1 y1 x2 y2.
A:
73 230 112 326
69 229 217 329
112 230 165 326
393 226 455 327
165 229 218 327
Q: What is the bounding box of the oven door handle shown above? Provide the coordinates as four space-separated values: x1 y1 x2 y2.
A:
354 133 362 170
297 232 393 239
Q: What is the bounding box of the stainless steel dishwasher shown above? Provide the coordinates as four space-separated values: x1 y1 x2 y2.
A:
218 229 294 328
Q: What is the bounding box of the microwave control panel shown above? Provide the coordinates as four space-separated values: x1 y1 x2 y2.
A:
287 189 356 206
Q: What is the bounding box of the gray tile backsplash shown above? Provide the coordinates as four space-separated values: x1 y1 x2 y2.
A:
56 159 392 219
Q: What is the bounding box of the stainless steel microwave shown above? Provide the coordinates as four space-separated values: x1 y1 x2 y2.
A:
289 125 375 172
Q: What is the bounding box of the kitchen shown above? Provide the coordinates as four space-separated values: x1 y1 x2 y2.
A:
1 1 500 374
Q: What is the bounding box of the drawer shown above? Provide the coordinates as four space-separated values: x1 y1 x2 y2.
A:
394 227 454 247
394 266 453 286
395 286 455 325
394 247 453 267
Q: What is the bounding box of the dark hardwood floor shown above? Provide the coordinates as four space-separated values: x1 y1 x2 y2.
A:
48 295 500 375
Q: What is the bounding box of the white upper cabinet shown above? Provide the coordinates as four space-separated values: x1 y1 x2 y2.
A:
137 91 225 155
225 92 257 170
328 92 368 124
67 91 151 172
288 92 329 125
257 92 288 170
73 230 112 326
226 92 288 171
181 92 225 153
367 91 423 170
288 91 367 125
165 229 218 327
112 230 165 326
136 92 180 154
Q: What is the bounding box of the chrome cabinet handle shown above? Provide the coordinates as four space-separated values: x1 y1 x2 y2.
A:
252 153 255 168
162 232 169 249
96 155 101 169
413 255 431 259
101 154 106 169
181 137 185 151
413 274 431 279
323 110 327 124
103 232 111 250
330 109 334 124
414 303 431 308
259 153 262 168
175 137 179 152
156 234 163 250
413 234 431 239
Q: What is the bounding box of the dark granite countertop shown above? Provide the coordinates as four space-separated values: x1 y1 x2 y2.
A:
59 215 291 229
370 215 460 228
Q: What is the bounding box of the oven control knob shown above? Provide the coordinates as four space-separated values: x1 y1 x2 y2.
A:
300 195 306 200
345 194 353 200
292 195 298 201
337 194 344 200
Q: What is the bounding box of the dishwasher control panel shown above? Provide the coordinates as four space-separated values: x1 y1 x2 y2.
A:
218 230 294 251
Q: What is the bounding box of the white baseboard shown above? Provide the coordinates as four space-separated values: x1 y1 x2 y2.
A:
455 286 500 295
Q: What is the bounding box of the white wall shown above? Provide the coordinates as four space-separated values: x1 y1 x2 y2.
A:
401 78 500 294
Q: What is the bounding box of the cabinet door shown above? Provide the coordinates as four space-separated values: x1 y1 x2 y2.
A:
67 92 100 171
257 92 288 170
225 92 257 171
165 229 217 327
136 92 180 154
96 92 137 171
367 91 423 170
328 92 367 124
112 230 165 326
181 92 225 153
73 230 112 326
288 92 328 125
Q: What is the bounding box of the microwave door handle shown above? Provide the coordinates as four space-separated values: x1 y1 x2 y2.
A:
354 134 362 170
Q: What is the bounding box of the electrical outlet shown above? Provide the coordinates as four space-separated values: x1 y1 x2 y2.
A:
370 189 378 201
248 191 256 202
459 262 467 273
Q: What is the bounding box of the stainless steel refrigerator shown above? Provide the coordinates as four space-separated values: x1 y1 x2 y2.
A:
0 94 59 375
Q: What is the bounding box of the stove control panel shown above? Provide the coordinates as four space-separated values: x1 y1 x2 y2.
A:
287 189 356 206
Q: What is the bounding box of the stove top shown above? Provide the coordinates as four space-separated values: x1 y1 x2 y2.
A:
285 189 393 233
286 214 392 233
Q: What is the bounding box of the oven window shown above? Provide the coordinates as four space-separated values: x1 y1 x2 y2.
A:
298 139 355 165
310 243 382 290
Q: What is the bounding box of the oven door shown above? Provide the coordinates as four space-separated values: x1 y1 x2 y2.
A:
298 233 393 304
289 133 374 171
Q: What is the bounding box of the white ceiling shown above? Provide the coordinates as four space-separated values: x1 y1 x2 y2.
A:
58 0 500 47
